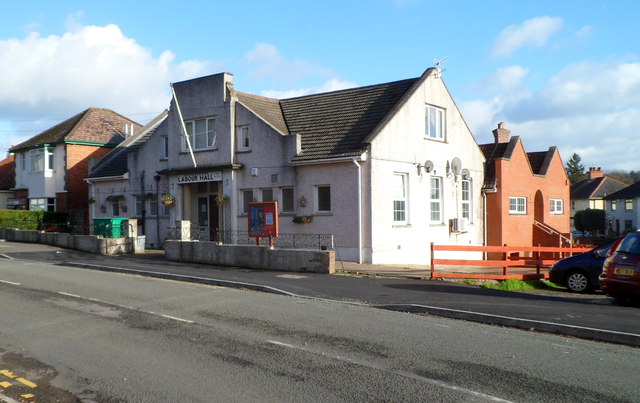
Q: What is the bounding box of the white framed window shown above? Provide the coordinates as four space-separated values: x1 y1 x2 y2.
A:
425 105 445 140
509 196 527 214
161 136 169 159
183 118 216 151
21 153 26 170
261 188 273 202
625 199 633 210
611 200 617 211
29 197 55 212
430 177 442 222
281 187 294 213
316 185 331 213
237 126 250 151
30 147 54 172
550 198 563 214
241 189 254 214
461 180 471 221
392 173 408 224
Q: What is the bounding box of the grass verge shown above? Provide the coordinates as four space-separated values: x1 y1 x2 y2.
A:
480 279 562 292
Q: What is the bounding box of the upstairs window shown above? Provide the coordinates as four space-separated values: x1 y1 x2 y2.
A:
550 199 563 214
509 196 527 215
237 126 250 151
161 136 169 159
625 199 633 210
184 118 216 151
425 105 445 141
611 200 617 211
29 147 54 172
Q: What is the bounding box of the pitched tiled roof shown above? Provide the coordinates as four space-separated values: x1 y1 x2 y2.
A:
236 92 288 135
280 78 419 162
88 111 168 179
10 108 141 151
527 151 547 174
603 181 640 200
479 140 512 188
571 177 628 199
0 155 15 190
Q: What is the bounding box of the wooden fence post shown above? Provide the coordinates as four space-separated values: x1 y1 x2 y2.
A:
503 243 508 276
430 242 435 280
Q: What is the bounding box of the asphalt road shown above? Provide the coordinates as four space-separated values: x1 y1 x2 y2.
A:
1 242 639 346
1 256 639 402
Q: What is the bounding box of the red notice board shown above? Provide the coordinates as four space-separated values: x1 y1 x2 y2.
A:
248 201 279 238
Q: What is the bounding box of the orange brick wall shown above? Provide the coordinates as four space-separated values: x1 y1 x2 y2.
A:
64 144 115 212
486 141 570 247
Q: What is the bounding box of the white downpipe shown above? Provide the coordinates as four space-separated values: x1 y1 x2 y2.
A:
353 158 362 264
482 190 487 260
170 84 197 168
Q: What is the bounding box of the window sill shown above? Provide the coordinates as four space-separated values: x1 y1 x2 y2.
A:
180 148 218 154
509 213 527 215
392 224 411 228
314 212 333 216
236 149 252 154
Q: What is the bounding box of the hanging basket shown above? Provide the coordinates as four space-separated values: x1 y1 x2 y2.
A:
161 193 175 207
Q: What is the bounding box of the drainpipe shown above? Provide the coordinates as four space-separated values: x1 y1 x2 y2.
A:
154 174 161 247
352 158 362 264
482 190 487 260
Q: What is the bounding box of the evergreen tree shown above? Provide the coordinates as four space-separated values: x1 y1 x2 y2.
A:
566 153 587 185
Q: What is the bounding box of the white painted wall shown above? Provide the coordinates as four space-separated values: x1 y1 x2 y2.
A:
367 72 485 263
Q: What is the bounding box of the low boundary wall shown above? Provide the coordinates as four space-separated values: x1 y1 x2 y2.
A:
0 228 144 255
164 240 335 274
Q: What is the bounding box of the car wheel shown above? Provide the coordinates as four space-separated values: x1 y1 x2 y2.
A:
566 270 591 293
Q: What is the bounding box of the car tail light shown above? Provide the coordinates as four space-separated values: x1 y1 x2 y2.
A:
606 236 625 258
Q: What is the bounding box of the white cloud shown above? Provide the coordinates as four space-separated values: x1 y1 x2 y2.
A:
261 78 358 99
245 43 334 85
491 16 564 58
0 21 222 150
461 60 640 170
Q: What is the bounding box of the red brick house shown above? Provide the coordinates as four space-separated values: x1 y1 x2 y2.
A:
0 155 16 209
480 123 571 248
9 108 140 224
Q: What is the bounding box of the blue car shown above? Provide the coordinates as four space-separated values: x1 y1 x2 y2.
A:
549 239 617 293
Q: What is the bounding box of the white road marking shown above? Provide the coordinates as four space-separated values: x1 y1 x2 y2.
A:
158 314 194 323
0 280 21 286
0 254 14 259
266 340 514 402
58 292 81 298
55 293 193 324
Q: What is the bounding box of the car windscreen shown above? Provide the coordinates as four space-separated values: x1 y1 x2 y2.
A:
617 233 640 254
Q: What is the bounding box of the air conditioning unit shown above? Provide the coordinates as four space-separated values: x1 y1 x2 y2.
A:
449 218 468 233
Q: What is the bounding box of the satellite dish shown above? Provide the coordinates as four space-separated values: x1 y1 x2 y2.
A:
451 157 462 175
461 168 470 180
424 160 434 173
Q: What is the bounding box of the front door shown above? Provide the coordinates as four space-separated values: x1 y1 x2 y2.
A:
209 195 219 241
197 197 208 240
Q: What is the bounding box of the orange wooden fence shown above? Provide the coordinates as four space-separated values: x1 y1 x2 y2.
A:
430 242 592 280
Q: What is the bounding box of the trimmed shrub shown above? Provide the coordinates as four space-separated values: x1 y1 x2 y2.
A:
0 209 68 230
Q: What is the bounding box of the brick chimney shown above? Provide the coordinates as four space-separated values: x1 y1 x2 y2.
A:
588 167 604 179
492 122 510 143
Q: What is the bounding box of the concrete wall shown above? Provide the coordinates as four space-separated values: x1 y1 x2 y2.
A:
0 228 141 255
164 240 335 274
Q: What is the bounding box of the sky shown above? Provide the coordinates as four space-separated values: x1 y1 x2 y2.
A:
0 0 639 171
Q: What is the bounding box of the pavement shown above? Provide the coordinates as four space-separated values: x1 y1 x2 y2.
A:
1 241 640 347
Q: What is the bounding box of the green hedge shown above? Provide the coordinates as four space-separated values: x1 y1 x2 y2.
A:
0 209 68 230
